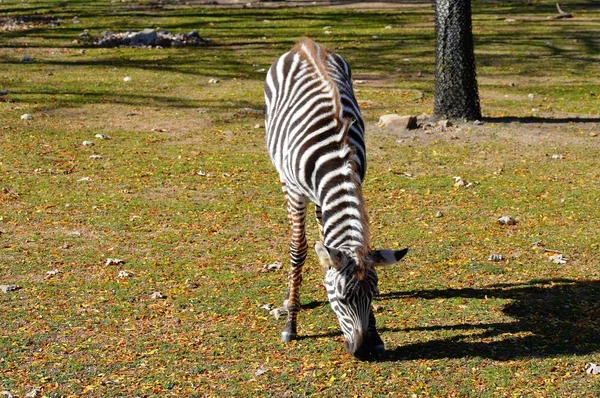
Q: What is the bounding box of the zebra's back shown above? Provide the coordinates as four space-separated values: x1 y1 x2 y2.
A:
265 39 365 205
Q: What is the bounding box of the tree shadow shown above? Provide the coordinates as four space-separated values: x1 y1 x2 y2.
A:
376 279 600 361
483 116 600 124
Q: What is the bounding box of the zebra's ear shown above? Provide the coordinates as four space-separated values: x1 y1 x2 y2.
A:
369 248 409 266
315 242 343 270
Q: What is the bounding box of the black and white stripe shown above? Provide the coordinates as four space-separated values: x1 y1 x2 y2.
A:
265 39 407 359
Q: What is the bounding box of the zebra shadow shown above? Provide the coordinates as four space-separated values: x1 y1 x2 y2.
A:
376 278 600 361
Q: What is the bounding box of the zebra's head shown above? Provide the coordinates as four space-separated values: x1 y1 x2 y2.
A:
315 242 408 360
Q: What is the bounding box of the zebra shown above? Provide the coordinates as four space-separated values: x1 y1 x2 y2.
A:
264 39 408 360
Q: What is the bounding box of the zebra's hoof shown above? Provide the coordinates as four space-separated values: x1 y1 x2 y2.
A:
281 331 297 343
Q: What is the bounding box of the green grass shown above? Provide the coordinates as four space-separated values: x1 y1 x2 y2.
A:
1 0 600 396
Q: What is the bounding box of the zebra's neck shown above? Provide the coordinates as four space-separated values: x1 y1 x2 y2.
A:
320 162 370 252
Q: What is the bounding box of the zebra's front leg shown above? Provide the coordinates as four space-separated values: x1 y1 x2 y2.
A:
282 195 308 343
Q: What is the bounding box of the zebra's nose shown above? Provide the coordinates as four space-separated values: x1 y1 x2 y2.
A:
345 330 370 360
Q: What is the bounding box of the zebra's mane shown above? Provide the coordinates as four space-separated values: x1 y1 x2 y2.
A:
296 39 372 276
293 39 343 129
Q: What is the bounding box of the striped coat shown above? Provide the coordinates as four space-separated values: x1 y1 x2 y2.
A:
264 39 407 360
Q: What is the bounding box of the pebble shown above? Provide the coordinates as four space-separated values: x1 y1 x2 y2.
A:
82 140 95 146
95 133 111 139
46 269 62 278
20 56 33 63
208 78 220 84
20 114 33 120
123 76 132 82
549 253 567 264
434 211 444 218
150 291 165 299
497 215 517 225
488 254 504 262
106 258 125 266
117 270 132 278
453 176 472 188
0 285 19 294
89 154 103 159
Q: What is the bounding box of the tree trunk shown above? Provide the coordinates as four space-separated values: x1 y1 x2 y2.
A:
433 0 482 120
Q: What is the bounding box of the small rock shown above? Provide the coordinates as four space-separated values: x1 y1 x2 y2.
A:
261 261 282 272
1 391 15 398
434 211 444 218
0 89 8 96
378 114 418 131
254 123 262 129
20 56 33 63
186 30 200 39
89 154 103 159
453 176 472 188
260 304 272 311
185 281 199 289
0 285 20 294
95 133 111 140
473 120 484 125
106 258 125 266
528 93 535 99
505 18 516 22
208 78 220 84
72 16 80 24
77 177 91 182
269 307 286 320
488 254 504 262
585 362 600 375
82 140 94 146
46 269 62 278
590 132 598 137
497 216 517 225
255 366 269 377
20 114 34 120
117 270 132 278
551 154 564 159
123 76 132 82
385 25 393 29
549 253 567 264
150 291 165 299
438 119 452 130
25 388 41 398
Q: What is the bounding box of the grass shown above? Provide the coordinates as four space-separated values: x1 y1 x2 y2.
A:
1 0 600 396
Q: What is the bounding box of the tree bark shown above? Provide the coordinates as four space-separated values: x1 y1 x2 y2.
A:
433 0 482 120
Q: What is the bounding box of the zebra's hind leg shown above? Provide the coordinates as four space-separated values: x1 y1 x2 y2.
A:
282 193 308 343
